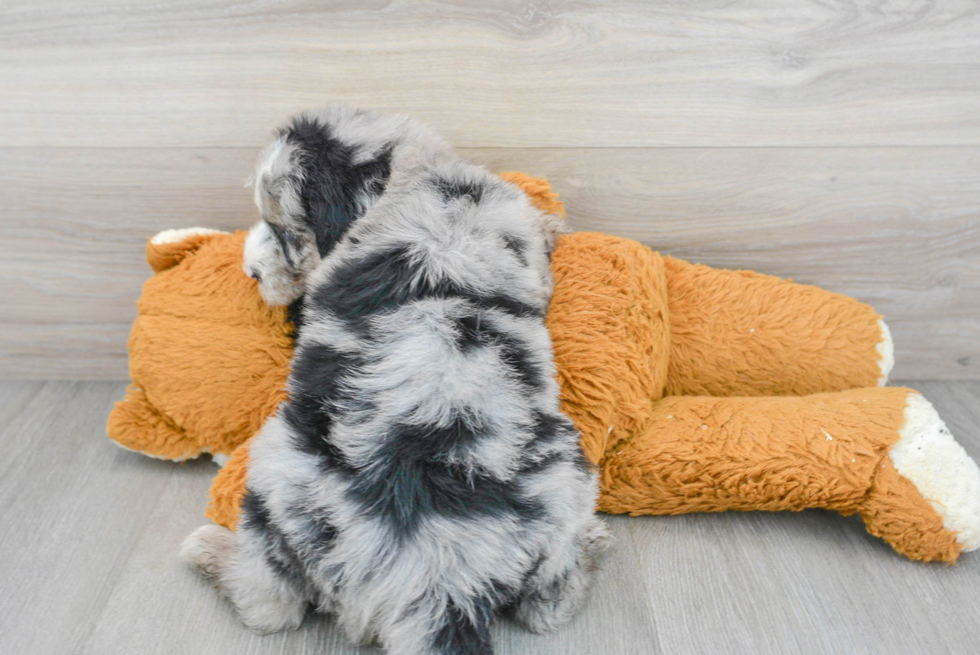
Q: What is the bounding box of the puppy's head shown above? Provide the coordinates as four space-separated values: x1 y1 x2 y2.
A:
244 106 443 305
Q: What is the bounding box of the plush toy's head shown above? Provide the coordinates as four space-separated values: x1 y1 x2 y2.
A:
107 228 295 461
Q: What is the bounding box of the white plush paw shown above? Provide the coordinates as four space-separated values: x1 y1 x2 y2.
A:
151 227 225 245
876 319 895 386
890 393 980 551
180 524 235 579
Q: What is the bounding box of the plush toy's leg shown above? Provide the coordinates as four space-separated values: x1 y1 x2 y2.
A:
206 440 252 530
662 256 893 397
106 384 205 461
547 232 672 463
860 393 980 562
599 388 980 563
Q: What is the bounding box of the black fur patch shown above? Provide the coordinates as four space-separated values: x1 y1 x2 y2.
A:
452 314 487 352
451 313 545 389
241 491 311 592
266 221 299 268
283 117 394 257
382 415 486 461
434 177 485 204
286 297 306 337
502 234 528 266
290 506 339 562
515 411 583 475
308 246 424 324
431 596 494 655
345 423 546 536
309 247 543 334
464 292 541 320
491 330 544 390
285 343 364 469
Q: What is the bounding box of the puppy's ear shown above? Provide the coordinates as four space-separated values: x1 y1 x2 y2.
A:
498 172 566 219
252 137 304 226
498 171 569 257
537 210 571 259
146 228 226 273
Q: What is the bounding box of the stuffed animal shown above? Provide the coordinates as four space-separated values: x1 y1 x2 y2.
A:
108 173 980 564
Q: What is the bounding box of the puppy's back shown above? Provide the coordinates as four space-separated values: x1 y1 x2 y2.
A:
242 156 603 655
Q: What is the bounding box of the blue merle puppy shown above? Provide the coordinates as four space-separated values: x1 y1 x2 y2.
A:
182 108 609 655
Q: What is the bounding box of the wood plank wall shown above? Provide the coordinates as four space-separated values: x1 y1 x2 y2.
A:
1 0 978 379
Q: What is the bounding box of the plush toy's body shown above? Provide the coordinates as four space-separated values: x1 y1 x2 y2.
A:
108 173 980 564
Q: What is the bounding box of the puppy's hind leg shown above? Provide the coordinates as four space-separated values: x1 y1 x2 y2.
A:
378 596 494 655
181 524 235 581
181 524 309 635
510 518 611 635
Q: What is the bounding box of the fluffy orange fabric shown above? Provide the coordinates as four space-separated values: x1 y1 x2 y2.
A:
107 231 292 461
108 174 962 563
663 257 883 397
600 389 960 563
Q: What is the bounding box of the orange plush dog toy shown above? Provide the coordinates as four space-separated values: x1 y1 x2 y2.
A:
108 173 980 564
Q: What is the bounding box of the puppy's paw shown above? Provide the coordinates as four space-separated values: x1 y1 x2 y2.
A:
180 524 235 580
583 518 613 567
240 599 307 636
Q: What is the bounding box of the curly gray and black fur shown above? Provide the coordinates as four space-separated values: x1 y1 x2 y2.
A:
242 105 454 307
183 109 608 655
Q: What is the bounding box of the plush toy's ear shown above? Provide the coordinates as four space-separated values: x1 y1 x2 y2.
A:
498 171 566 219
146 227 228 273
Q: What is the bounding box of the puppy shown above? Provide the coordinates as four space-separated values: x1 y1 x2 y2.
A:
183 110 608 655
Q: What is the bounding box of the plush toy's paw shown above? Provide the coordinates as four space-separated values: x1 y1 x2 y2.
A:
107 385 205 461
876 319 895 386
860 393 980 562
890 394 980 551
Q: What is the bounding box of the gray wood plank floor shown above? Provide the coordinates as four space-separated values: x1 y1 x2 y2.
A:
1 380 978 654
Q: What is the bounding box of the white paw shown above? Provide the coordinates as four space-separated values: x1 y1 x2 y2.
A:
151 227 225 245
180 524 235 578
876 319 895 386
241 599 306 635
584 518 613 562
890 393 980 551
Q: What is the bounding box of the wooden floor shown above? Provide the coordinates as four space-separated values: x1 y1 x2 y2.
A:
0 379 978 655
